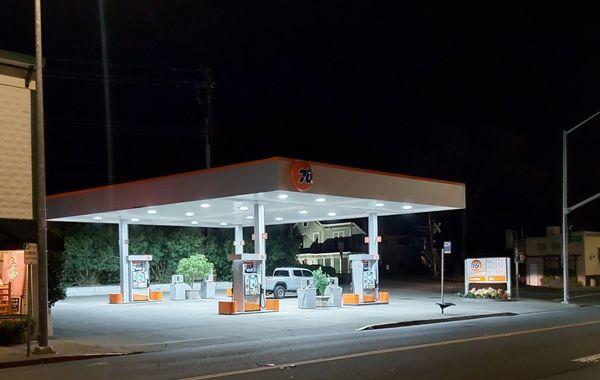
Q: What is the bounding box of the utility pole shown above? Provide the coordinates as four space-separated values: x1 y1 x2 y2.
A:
199 67 214 169
33 0 54 354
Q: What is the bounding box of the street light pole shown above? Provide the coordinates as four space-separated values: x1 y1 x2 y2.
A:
562 109 600 304
561 130 568 304
33 0 53 354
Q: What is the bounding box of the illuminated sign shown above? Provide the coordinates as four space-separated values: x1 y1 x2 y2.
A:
1 250 25 298
465 257 508 283
289 161 313 192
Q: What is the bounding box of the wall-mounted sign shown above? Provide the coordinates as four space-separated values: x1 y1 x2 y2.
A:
289 161 313 192
465 257 509 283
1 250 25 297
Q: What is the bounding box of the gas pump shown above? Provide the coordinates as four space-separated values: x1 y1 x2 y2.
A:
128 255 152 302
223 253 271 314
345 254 388 305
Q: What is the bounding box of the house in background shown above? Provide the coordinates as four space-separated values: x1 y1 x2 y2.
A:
296 221 366 275
520 226 600 287
295 221 424 277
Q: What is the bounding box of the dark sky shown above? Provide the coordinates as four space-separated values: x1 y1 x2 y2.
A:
3 2 600 254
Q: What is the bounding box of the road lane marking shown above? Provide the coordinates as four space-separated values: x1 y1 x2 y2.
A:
573 353 600 363
553 292 600 302
179 319 600 380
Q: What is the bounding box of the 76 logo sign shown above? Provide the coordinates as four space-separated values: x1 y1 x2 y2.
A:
289 161 314 191
298 169 313 184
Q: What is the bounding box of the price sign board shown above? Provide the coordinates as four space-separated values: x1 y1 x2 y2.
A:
465 257 508 283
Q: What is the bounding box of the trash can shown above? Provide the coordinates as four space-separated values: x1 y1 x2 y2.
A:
324 284 342 307
297 286 316 309
201 281 216 299
170 283 187 301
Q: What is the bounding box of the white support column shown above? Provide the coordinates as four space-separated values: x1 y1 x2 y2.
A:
506 257 512 299
368 212 380 301
254 203 266 307
234 225 244 254
368 212 378 256
254 203 266 256
119 220 131 303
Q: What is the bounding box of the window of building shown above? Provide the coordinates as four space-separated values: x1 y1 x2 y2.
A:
333 231 344 239
302 222 308 227
536 243 547 251
313 233 319 243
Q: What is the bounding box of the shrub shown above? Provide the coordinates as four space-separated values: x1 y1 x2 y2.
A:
177 254 213 287
0 318 35 346
298 264 336 277
48 250 67 307
312 267 330 296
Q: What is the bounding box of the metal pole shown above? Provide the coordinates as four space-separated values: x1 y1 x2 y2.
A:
440 249 445 306
562 130 569 304
27 264 32 356
33 0 53 354
514 256 519 300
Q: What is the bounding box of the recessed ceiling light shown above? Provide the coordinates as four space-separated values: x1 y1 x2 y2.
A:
246 215 254 220
402 205 413 210
93 216 102 220
220 222 228 226
328 212 337 217
130 218 140 222
299 210 308 215
277 194 289 199
375 202 384 207
185 212 194 216
275 217 283 221
200 203 210 208
239 206 249 211
191 221 199 225
147 209 157 214
316 197 326 203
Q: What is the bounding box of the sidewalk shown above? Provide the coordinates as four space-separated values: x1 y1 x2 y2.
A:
0 339 134 367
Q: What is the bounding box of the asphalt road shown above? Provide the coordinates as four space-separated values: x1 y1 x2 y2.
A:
3 305 600 380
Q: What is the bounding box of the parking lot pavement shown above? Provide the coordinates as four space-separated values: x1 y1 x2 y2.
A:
50 280 577 352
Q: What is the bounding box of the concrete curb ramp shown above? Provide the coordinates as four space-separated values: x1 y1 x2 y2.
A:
357 312 517 330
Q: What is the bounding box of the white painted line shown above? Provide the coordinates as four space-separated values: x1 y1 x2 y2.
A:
573 353 600 363
552 292 600 302
180 319 600 380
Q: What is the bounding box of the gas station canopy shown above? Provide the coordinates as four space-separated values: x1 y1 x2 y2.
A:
47 157 465 226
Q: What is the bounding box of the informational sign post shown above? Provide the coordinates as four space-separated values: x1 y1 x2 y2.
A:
438 242 454 313
464 257 512 298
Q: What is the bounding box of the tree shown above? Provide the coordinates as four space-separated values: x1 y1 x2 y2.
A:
176 254 213 287
48 249 66 307
243 225 302 274
62 224 119 285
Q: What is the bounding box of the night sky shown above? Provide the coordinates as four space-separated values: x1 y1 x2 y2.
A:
3 2 600 255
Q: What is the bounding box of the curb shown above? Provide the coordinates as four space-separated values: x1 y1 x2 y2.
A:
357 312 517 330
0 351 137 369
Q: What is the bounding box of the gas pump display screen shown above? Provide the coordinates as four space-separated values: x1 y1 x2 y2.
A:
132 262 148 289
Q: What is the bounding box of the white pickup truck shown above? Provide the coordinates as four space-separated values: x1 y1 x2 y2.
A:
265 267 314 299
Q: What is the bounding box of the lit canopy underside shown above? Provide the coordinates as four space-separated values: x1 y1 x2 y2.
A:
47 157 465 227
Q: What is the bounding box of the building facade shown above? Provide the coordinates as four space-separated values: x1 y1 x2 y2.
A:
521 226 600 287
